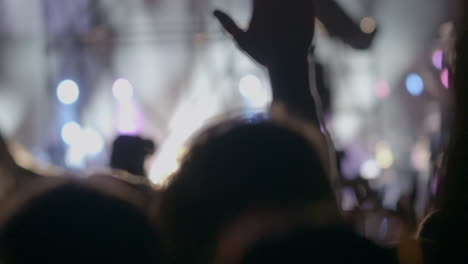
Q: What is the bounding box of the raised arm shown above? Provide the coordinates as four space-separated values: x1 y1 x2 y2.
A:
214 0 320 124
315 0 377 50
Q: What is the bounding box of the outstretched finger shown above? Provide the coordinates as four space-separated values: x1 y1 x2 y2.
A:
214 10 244 39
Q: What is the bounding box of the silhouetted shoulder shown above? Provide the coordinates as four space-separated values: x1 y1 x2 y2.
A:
241 227 397 264
0 181 164 264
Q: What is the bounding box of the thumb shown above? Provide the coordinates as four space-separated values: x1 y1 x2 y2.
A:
214 10 244 39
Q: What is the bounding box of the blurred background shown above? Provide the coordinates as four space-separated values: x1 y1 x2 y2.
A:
0 0 461 242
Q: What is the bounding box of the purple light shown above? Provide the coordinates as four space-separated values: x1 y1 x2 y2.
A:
441 68 449 89
375 80 391 99
432 176 439 196
432 49 443 70
341 143 367 180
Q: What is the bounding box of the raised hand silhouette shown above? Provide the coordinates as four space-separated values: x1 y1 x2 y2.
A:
214 0 315 67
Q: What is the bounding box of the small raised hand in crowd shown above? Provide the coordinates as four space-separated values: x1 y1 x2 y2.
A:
215 0 319 123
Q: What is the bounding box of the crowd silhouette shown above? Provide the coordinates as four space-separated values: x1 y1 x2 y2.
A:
0 0 466 263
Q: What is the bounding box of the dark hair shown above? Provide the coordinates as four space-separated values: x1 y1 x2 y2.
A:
159 116 335 263
0 181 163 264
0 133 14 165
0 133 5 152
438 5 468 211
241 227 397 264
110 135 156 176
423 6 468 262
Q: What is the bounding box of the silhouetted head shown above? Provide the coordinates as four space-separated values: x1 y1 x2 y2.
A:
159 115 338 263
110 135 156 177
0 133 6 153
0 181 163 264
239 227 397 264
0 133 14 167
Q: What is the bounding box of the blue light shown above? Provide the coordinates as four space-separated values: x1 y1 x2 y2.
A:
406 73 424 96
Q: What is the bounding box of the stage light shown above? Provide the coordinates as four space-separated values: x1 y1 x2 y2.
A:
376 142 394 169
82 128 104 155
441 68 449 89
113 78 134 102
375 80 391 99
406 73 424 96
57 80 80 104
432 49 443 70
62 122 104 162
360 159 381 180
239 74 269 107
61 122 82 145
360 17 376 34
411 142 430 171
425 111 441 133
117 101 139 135
65 145 86 168
333 113 360 147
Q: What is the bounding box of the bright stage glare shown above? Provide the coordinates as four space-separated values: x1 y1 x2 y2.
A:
113 78 134 102
62 122 104 159
360 159 381 180
57 80 80 104
64 126 104 168
239 74 269 107
82 128 104 155
61 122 82 145
117 101 139 135
406 73 424 96
65 145 86 168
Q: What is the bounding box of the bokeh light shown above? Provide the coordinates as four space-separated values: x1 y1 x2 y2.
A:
411 141 431 171
62 123 104 167
65 145 86 169
440 68 449 89
332 112 361 148
360 17 377 34
432 49 443 70
239 74 270 108
81 128 104 155
425 111 441 133
117 101 140 135
112 78 134 102
340 143 367 180
57 80 80 104
375 80 391 99
360 159 381 180
376 142 394 169
61 122 82 145
405 73 424 96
